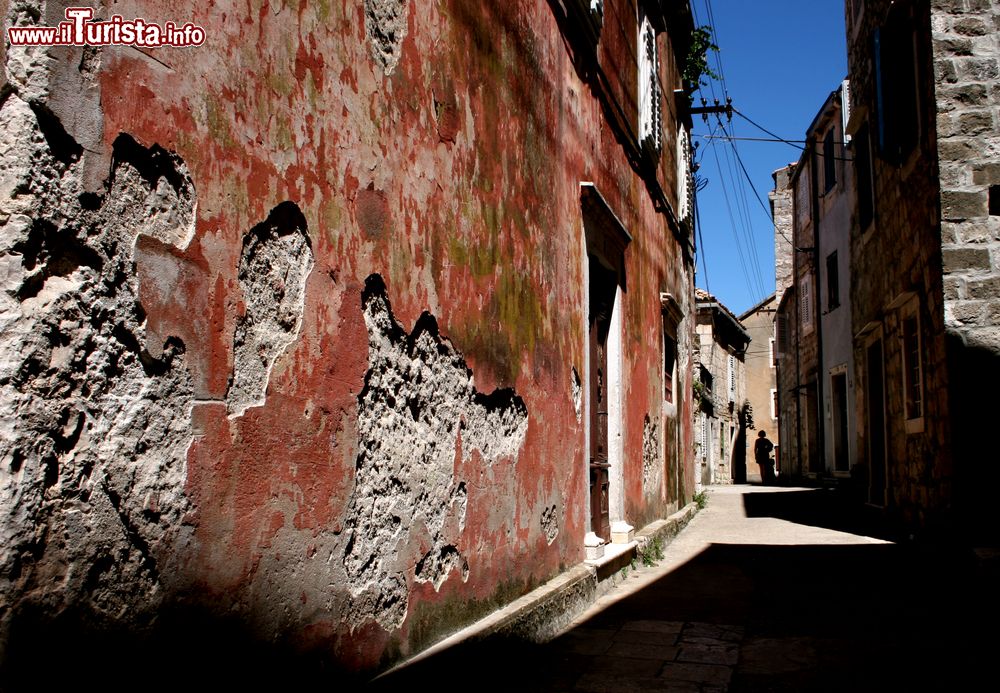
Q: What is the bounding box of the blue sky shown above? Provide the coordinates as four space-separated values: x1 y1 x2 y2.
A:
690 0 848 316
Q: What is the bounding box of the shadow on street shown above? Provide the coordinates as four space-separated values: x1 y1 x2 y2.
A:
372 539 997 692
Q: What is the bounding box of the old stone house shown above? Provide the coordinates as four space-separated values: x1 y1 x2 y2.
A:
694 289 750 485
844 0 1000 538
738 294 778 482
775 84 857 483
774 140 822 480
0 0 700 680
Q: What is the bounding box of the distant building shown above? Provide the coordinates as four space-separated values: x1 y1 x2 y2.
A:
694 289 751 485
739 294 778 482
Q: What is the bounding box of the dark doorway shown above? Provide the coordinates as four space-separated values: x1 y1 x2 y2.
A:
866 338 887 506
832 372 849 472
588 255 616 541
805 383 822 474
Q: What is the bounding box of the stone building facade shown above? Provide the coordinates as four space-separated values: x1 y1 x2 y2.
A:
813 85 858 479
838 0 1000 536
929 0 1000 539
694 289 750 486
775 144 821 481
772 164 796 299
739 294 778 483
0 0 700 679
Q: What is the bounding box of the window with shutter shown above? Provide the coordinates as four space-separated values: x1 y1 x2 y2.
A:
677 128 692 221
800 272 814 333
776 313 788 357
638 10 661 155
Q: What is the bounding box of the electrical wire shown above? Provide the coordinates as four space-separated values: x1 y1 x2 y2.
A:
705 126 762 303
717 118 768 302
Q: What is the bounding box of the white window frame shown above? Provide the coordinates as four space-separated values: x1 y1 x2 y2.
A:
637 9 661 155
677 128 692 221
770 388 778 420
769 337 775 368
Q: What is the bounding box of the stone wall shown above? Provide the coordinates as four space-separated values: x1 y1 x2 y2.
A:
846 0 951 527
931 0 1000 538
772 165 796 299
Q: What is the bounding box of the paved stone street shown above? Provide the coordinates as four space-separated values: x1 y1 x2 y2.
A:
370 484 999 692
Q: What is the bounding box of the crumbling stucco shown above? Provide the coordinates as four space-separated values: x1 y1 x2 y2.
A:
364 0 410 75
540 504 559 545
0 92 196 646
571 366 582 423
642 415 661 494
342 274 527 631
227 202 313 417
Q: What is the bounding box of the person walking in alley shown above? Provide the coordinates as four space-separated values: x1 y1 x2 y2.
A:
754 431 775 485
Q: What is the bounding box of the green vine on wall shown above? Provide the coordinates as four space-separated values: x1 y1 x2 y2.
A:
692 378 706 410
684 25 720 92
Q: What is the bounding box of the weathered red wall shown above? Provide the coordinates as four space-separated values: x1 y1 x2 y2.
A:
1 0 695 674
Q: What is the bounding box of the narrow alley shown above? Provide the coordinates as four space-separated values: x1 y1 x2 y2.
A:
371 484 999 692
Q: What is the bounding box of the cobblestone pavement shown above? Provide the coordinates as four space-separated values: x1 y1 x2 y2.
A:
371 484 999 692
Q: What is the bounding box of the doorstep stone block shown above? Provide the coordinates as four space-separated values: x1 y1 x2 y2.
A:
611 521 634 544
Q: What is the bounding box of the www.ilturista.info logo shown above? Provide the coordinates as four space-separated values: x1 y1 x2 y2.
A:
7 7 205 47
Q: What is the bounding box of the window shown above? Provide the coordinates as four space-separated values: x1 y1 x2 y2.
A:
901 301 923 430
698 413 707 453
823 129 836 193
663 332 676 403
637 9 661 155
699 365 714 407
826 251 840 311
800 271 814 333
875 4 919 164
776 312 789 357
677 128 692 221
795 163 811 228
770 388 778 420
855 123 875 230
769 337 776 368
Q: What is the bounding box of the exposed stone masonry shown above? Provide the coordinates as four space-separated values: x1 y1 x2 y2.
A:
933 0 1000 351
0 92 196 645
228 202 313 417
342 275 528 630
642 414 661 494
364 0 410 75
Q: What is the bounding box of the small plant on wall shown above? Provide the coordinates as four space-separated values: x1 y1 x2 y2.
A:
684 25 720 93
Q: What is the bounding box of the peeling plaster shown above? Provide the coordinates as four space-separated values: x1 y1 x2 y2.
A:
642 414 661 495
0 92 196 644
227 202 314 417
342 274 527 630
364 0 410 75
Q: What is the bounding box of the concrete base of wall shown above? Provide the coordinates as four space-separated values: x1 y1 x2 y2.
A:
376 502 700 681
